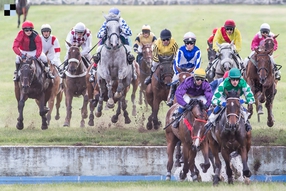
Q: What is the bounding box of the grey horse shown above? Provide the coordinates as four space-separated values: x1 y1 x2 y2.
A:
95 14 133 123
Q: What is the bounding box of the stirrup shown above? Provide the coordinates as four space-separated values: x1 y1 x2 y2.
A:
166 99 174 107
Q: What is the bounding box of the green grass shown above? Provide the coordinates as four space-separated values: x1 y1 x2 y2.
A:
1 5 286 145
0 181 286 191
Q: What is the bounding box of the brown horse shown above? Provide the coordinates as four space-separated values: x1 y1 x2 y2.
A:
145 55 174 130
206 41 217 82
14 57 53 130
16 0 30 28
244 48 276 127
138 43 153 107
165 100 210 181
207 89 251 185
46 62 63 125
63 42 89 127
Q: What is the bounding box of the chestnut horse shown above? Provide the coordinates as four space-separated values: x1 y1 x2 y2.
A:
207 89 251 185
145 55 174 130
16 0 30 28
138 43 153 107
46 62 63 125
14 58 53 130
62 42 89 127
244 48 276 127
165 100 210 181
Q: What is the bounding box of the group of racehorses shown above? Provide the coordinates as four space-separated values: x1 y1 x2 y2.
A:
13 4 279 185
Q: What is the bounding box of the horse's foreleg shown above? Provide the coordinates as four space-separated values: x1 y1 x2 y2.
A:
131 80 138 116
221 149 233 184
179 144 189 181
38 94 49 130
175 141 182 167
240 146 251 179
16 98 26 130
265 88 275 127
139 88 143 105
80 94 89 128
122 97 131 124
64 94 73 127
111 101 121 123
199 141 211 173
107 80 115 108
17 15 20 28
189 150 200 182
152 100 161 130
208 135 221 186
96 80 105 117
47 96 55 125
114 79 124 99
22 8 27 22
55 90 63 120
166 131 178 181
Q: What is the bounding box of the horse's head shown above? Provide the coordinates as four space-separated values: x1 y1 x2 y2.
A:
260 35 278 53
254 48 273 84
225 89 241 131
156 55 174 85
66 41 82 74
177 72 192 83
19 58 36 92
216 42 237 72
207 41 216 63
104 14 121 48
141 43 153 67
183 99 208 151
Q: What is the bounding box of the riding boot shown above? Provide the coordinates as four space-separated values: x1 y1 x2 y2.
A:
144 70 154 85
43 62 55 79
166 84 177 107
245 120 252 132
127 52 135 65
172 107 184 128
13 63 20 81
89 64 97 83
204 107 221 129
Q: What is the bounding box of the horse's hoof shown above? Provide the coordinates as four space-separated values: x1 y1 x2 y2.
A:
146 122 153 130
125 117 131 124
88 120 94 126
244 177 251 185
80 122 85 128
95 112 102 118
114 92 122 99
107 103 115 109
179 170 187 180
175 160 181 167
166 175 171 181
41 125 48 130
267 120 274 127
55 115 60 120
16 123 24 130
200 163 211 173
111 115 118 123
63 122 70 127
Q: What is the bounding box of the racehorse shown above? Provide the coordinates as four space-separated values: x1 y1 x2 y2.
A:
244 48 276 127
14 57 53 130
16 0 30 28
145 55 174 130
206 41 217 82
207 41 242 81
207 89 251 185
63 42 89 127
138 43 153 107
95 13 133 123
165 100 210 181
46 62 63 125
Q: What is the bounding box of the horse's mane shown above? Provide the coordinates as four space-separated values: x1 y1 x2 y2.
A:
188 99 205 112
226 89 240 99
104 13 120 22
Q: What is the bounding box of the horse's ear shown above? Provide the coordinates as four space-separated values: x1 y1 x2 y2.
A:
273 34 279 39
237 89 241 96
66 41 72 47
224 89 228 96
254 47 260 54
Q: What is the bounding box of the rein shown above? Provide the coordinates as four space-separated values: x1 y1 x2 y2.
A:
226 97 242 127
183 117 207 143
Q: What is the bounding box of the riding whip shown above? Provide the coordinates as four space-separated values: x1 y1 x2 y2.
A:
88 39 102 54
163 111 186 130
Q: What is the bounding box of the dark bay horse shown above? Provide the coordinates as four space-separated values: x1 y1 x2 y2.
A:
145 55 174 130
165 100 210 181
16 0 30 28
244 48 276 127
207 90 251 185
63 42 89 127
95 14 133 123
206 41 217 82
46 62 63 125
14 58 53 130
138 43 153 107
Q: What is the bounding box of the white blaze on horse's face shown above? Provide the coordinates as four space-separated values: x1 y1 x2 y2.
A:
194 129 201 148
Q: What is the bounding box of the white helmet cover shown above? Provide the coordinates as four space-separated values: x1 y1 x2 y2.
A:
74 22 86 32
260 23 270 31
183 32 196 42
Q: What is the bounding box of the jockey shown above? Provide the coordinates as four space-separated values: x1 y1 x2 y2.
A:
13 20 54 81
212 19 243 68
248 23 280 80
172 68 212 128
204 68 255 132
62 22 92 78
144 29 179 85
40 24 61 71
133 24 157 64
166 32 202 107
90 7 135 82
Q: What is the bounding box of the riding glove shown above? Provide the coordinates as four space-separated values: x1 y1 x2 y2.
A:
21 54 26 59
221 102 226 107
239 99 245 104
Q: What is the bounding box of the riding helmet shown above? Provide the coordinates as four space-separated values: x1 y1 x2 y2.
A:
74 22 86 33
142 24 151 32
229 68 241 79
183 32 196 43
41 24 52 33
160 29 172 40
109 7 120 16
194 68 206 79
260 23 270 33
22 20 34 29
224 19 236 28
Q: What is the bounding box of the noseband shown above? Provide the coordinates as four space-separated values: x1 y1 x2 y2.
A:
226 97 242 129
